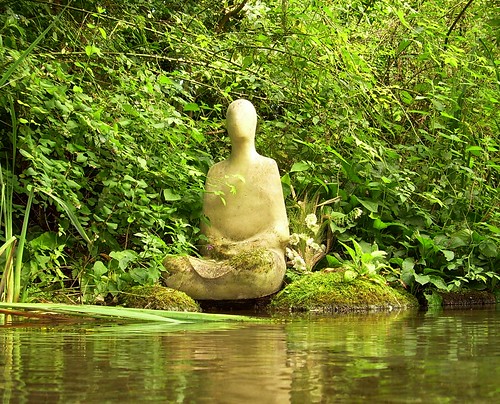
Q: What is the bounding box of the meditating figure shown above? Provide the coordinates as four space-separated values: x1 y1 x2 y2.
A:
162 99 289 300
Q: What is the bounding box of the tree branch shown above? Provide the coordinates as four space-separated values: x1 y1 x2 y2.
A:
444 0 475 50
216 0 248 33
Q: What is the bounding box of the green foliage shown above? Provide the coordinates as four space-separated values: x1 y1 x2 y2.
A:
0 0 498 301
340 239 391 285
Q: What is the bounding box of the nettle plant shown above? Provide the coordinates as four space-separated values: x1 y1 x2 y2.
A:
336 239 393 286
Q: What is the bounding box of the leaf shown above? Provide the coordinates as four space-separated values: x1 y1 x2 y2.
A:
356 197 378 213
290 161 309 172
98 27 107 39
373 218 388 230
442 250 455 261
401 258 415 286
325 254 342 267
0 303 262 323
479 239 498 258
414 272 430 285
428 275 448 291
0 236 16 257
0 7 63 88
447 229 472 248
85 45 101 56
424 290 443 307
109 250 138 270
93 261 108 277
400 90 413 104
158 75 172 85
343 270 358 282
190 128 205 143
339 241 356 261
39 189 92 246
163 189 181 201
183 102 200 112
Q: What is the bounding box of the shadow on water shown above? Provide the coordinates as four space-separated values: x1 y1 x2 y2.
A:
1 306 500 403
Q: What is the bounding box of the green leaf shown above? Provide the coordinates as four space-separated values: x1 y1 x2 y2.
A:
442 250 455 261
343 270 358 282
109 250 138 271
373 218 388 230
85 45 101 56
163 189 181 201
414 272 430 285
0 7 64 88
93 261 108 277
447 230 472 248
356 197 378 213
401 258 415 286
290 161 310 172
428 275 448 291
400 90 413 104
0 236 16 257
325 255 342 267
184 102 200 112
39 189 92 246
424 290 443 307
158 75 172 85
479 239 498 258
0 303 262 323
98 27 107 39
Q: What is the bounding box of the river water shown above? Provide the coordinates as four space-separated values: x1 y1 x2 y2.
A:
1 307 499 403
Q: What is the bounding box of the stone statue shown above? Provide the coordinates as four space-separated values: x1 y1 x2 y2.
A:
162 99 289 300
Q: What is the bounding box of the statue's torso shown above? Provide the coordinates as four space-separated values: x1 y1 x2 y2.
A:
202 156 288 246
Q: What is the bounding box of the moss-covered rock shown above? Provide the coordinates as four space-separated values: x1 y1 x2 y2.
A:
118 285 201 311
270 271 418 313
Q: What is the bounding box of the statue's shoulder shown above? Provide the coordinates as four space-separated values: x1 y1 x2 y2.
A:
258 157 280 176
207 160 229 176
257 155 278 167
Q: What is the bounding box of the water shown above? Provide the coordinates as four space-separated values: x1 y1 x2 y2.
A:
1 307 499 403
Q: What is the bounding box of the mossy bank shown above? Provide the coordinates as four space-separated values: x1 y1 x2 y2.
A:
118 285 201 312
270 271 418 313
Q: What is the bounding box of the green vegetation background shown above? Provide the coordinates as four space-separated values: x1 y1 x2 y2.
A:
1 0 498 304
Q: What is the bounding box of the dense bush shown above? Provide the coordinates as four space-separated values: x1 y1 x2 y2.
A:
1 0 498 302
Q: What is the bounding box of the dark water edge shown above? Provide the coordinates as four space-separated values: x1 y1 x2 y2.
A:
1 305 500 403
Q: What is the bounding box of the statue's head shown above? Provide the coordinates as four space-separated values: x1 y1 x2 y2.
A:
226 99 257 141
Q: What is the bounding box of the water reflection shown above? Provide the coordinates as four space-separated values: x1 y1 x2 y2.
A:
1 308 499 402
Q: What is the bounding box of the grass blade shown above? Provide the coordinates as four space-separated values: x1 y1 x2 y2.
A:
0 302 265 323
39 189 92 246
0 236 16 258
13 186 34 302
0 2 71 88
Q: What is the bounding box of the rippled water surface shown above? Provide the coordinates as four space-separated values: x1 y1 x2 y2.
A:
1 307 499 403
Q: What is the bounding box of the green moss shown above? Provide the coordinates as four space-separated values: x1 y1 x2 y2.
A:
228 248 274 274
270 271 418 313
118 285 201 311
